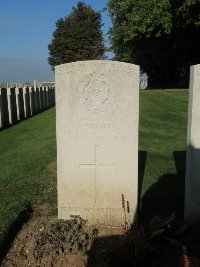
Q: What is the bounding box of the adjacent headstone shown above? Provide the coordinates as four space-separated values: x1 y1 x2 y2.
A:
49 87 52 107
0 88 9 128
40 87 44 111
17 88 25 120
9 88 18 125
43 87 47 109
30 87 36 116
52 87 55 106
140 79 148 90
35 87 40 114
185 64 200 221
56 60 139 228
24 87 31 118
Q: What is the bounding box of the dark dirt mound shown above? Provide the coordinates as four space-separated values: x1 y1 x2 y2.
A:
1 206 131 267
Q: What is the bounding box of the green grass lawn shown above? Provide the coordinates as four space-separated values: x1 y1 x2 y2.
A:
0 108 57 242
0 90 189 243
139 90 188 223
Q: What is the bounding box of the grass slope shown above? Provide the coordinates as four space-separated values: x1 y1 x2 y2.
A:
0 108 57 241
0 90 189 242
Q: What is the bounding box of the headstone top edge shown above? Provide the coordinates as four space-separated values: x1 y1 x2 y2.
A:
55 60 139 70
190 65 200 77
191 64 200 69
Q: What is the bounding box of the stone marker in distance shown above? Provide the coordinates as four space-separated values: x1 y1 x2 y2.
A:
56 60 139 228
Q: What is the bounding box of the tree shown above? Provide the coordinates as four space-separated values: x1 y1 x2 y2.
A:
48 2 105 69
107 0 200 88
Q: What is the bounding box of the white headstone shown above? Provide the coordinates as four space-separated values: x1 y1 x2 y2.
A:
7 88 13 124
140 79 148 90
16 88 20 120
185 64 200 221
56 60 139 228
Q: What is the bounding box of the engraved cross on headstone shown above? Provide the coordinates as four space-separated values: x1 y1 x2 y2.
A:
80 145 115 203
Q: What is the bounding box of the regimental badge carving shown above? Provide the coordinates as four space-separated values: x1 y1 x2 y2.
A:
79 73 114 112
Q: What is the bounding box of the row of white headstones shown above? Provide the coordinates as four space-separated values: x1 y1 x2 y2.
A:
55 61 200 228
0 87 55 129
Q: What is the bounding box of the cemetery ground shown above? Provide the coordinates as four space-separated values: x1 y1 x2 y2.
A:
1 89 197 266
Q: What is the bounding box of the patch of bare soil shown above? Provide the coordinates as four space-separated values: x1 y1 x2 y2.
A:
1 216 86 266
1 206 132 267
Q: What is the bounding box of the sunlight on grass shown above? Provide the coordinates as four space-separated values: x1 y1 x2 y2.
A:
0 108 57 240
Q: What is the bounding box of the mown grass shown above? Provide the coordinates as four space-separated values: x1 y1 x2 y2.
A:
139 90 188 222
0 108 57 241
0 90 189 242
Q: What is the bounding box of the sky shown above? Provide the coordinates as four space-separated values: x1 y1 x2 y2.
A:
0 0 112 83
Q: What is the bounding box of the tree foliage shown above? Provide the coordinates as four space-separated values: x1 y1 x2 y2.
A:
108 0 200 88
48 2 105 69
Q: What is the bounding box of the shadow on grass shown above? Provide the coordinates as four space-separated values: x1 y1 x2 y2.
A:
86 150 147 267
138 150 147 208
0 203 33 265
139 151 186 227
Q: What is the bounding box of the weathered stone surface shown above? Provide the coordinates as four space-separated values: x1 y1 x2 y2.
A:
185 64 200 221
9 88 17 124
56 60 139 228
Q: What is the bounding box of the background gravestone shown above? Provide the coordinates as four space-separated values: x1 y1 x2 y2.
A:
43 87 47 109
35 87 40 114
52 87 55 106
185 64 200 221
30 88 36 116
46 88 49 108
56 60 139 228
24 87 31 118
17 88 25 121
0 88 9 129
48 87 52 108
39 87 44 111
10 88 18 125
